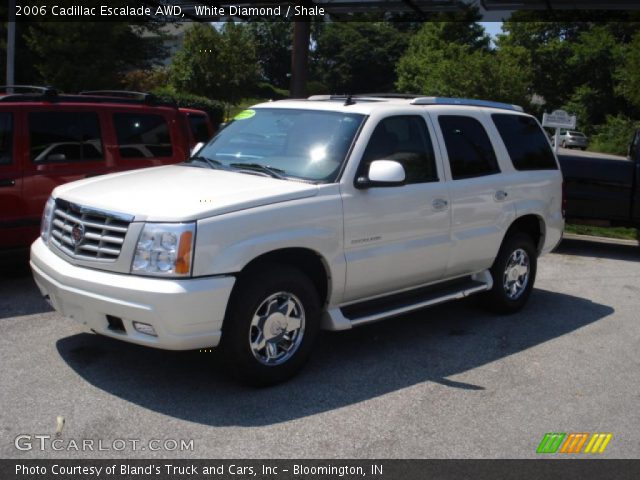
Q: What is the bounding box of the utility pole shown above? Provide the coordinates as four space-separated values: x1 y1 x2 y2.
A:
290 21 310 99
7 0 16 89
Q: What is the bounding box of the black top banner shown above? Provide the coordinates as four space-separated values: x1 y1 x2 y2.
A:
3 0 640 22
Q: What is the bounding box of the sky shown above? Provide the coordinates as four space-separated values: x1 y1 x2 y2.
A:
480 22 504 39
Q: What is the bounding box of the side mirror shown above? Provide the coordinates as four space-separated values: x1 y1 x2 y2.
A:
190 142 205 157
355 160 405 189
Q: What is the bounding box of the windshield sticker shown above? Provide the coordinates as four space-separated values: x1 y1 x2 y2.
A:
234 109 256 120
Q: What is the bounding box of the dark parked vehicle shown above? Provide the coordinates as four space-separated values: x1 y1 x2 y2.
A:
0 86 214 256
557 130 640 228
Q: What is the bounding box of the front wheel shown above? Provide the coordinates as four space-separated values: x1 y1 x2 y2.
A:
220 265 321 386
481 233 537 314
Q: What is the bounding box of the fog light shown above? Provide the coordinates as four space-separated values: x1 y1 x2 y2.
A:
132 321 157 337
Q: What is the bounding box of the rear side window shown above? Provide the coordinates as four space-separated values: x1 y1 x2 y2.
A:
0 113 12 165
492 114 558 170
114 113 173 158
438 116 500 180
29 112 103 163
188 114 211 143
361 115 438 184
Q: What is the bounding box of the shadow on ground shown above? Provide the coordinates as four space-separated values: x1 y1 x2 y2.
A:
56 288 612 427
557 238 639 262
0 258 52 320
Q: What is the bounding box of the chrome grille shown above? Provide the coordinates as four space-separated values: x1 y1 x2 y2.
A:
50 199 133 261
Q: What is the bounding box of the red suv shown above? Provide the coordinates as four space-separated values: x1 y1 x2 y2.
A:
0 86 214 255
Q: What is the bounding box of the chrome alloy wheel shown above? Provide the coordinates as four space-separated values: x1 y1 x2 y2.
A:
249 292 306 366
503 248 530 300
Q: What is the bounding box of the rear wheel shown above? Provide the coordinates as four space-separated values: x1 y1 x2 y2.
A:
482 233 537 314
220 265 321 386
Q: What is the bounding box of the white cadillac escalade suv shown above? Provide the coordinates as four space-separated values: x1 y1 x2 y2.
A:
31 95 564 385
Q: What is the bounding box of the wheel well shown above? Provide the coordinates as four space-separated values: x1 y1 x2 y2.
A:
506 215 544 252
237 248 330 307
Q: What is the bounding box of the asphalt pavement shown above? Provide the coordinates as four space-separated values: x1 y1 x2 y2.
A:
1 239 639 459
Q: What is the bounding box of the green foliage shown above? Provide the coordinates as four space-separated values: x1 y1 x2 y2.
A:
170 23 259 105
152 86 225 126
396 22 530 107
565 224 638 241
121 68 170 92
616 31 640 110
313 22 410 93
23 22 166 92
251 82 288 100
588 115 638 156
247 23 293 89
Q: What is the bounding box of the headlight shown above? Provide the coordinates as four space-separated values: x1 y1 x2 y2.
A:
131 223 195 277
40 197 56 244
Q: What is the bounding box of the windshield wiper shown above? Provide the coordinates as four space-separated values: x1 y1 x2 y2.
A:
229 163 286 179
189 156 223 169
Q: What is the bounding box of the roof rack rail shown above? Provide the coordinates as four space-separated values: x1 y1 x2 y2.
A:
0 85 57 95
411 97 524 112
0 85 58 101
353 93 422 99
307 94 387 103
79 90 153 101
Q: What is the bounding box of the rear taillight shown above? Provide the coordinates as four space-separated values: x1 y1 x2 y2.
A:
561 181 567 218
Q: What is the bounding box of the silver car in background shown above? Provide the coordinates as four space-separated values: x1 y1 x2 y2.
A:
554 130 589 150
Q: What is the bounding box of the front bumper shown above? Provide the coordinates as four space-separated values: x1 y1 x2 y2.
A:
30 238 235 350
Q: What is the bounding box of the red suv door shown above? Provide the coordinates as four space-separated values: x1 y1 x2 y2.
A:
0 110 26 251
21 106 112 248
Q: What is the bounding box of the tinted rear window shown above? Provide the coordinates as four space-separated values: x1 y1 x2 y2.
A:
492 114 558 171
0 112 12 165
29 111 103 163
113 113 173 158
438 115 500 180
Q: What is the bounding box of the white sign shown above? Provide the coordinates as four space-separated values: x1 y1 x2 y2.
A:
542 110 576 129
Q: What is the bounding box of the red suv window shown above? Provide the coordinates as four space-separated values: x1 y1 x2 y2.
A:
113 113 173 158
29 111 103 163
0 112 12 165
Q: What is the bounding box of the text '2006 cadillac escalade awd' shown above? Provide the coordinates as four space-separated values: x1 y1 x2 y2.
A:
31 95 564 385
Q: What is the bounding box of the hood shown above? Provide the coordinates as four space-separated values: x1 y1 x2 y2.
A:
52 165 319 222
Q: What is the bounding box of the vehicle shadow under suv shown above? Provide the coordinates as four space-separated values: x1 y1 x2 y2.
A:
55 287 613 427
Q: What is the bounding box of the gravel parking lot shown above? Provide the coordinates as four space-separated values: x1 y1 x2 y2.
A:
1 238 639 459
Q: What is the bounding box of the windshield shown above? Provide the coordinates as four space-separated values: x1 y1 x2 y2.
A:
190 108 365 182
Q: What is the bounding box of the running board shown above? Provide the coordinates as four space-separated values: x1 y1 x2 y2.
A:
322 271 492 330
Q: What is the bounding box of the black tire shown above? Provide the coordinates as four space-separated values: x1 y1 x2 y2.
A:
220 264 321 386
481 232 537 314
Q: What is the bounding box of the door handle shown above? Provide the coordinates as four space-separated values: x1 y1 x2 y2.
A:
495 190 508 201
432 198 449 211
0 179 16 187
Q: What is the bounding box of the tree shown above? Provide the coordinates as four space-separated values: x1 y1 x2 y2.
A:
170 23 259 104
313 22 410 93
247 23 292 89
395 19 531 106
616 31 640 111
23 22 166 91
